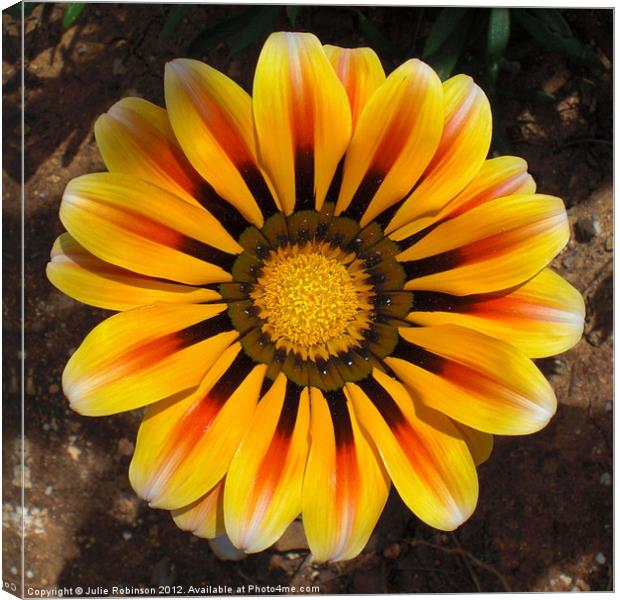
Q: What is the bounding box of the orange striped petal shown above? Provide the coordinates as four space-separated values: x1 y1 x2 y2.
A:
253 32 352 214
172 479 225 539
63 303 237 416
95 97 205 208
386 75 492 233
398 194 569 295
334 59 443 226
386 325 557 435
440 156 536 218
323 44 385 129
224 379 310 553
165 59 274 226
407 268 585 358
302 388 389 562
95 97 248 235
450 421 493 466
60 173 240 285
390 156 536 241
347 370 478 530
47 233 219 311
129 344 266 509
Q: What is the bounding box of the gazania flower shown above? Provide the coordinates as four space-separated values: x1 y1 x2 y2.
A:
47 31 584 562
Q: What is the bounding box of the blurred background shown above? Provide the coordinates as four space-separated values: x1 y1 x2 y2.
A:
3 3 612 593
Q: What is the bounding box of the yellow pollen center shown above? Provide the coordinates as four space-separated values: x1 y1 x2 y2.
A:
254 251 361 348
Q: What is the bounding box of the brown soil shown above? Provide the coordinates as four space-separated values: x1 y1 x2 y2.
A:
3 4 613 595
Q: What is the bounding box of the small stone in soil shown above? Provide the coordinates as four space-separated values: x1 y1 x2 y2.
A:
117 438 134 456
599 472 611 486
383 543 400 560
595 552 606 564
574 212 602 242
113 58 126 76
558 573 572 586
66 445 81 461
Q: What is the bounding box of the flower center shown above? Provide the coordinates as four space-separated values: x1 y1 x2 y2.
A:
222 207 413 390
252 249 360 348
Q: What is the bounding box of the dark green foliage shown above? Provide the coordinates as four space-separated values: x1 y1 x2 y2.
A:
487 8 510 64
512 9 602 69
423 11 473 81
229 6 280 56
5 1 38 18
160 5 191 40
62 2 85 29
286 6 301 26
356 10 400 59
422 8 469 58
486 9 510 91
187 7 280 58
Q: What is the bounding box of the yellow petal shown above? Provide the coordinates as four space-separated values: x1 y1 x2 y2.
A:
441 156 536 218
450 421 493 466
390 156 536 242
386 325 557 435
323 44 385 129
60 172 240 285
129 344 266 509
47 233 219 311
407 268 585 358
253 32 352 214
165 58 273 226
95 97 249 236
334 58 443 226
95 97 205 208
224 379 310 553
302 388 389 562
172 479 225 539
387 75 492 233
63 302 237 416
399 194 569 295
347 370 478 530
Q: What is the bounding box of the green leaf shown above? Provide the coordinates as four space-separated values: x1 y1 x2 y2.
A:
487 8 510 63
5 2 37 17
407 7 425 55
286 6 301 26
532 89 557 104
160 5 190 40
512 9 602 69
422 8 469 58
535 9 573 38
356 10 399 59
63 2 85 28
229 6 280 56
187 8 260 57
424 11 472 80
497 86 557 104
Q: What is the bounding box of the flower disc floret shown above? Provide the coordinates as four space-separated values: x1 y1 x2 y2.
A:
254 248 361 348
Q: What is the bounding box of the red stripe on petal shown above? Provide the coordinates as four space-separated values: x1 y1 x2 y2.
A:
359 376 440 491
450 170 533 218
95 314 230 384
